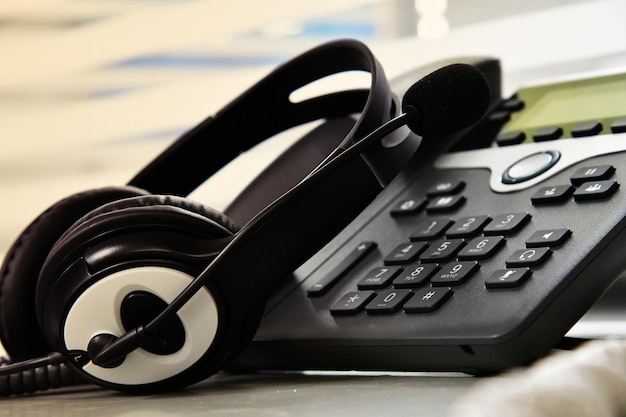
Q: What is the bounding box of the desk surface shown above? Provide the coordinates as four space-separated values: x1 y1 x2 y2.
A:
2 372 476 416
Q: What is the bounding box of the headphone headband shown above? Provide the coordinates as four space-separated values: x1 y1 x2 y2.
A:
128 39 395 197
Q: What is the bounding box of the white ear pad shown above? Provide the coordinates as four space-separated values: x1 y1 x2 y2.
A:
63 267 218 386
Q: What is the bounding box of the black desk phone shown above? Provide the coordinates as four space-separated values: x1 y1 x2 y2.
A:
235 60 626 374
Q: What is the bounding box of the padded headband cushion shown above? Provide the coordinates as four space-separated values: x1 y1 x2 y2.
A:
58 194 239 244
0 186 149 360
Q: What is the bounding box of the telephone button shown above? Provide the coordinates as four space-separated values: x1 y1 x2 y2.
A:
425 195 466 213
573 180 619 201
501 98 525 112
390 197 427 216
526 229 571 248
409 218 453 241
426 180 465 196
570 165 615 185
384 242 428 265
431 261 479 286
446 215 491 237
307 241 376 297
488 111 511 124
496 130 525 147
330 291 375 315
483 212 531 235
611 117 626 133
533 126 563 142
485 268 532 289
404 287 453 313
531 185 574 205
357 266 403 290
365 289 413 314
571 121 603 138
457 236 505 260
420 238 465 263
393 263 440 288
502 151 560 184
505 247 552 267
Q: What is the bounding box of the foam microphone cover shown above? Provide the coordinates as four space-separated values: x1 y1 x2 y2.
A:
401 63 491 137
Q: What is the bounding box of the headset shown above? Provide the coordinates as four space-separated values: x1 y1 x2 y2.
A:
0 39 490 395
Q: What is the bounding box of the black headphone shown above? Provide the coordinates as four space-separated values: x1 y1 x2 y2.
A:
0 39 490 395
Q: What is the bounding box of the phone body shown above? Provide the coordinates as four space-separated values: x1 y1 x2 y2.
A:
233 59 626 374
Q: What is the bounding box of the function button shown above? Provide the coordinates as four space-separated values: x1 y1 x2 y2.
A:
571 121 603 138
611 117 626 133
496 130 526 146
457 236 505 260
502 151 560 184
485 268 532 289
420 238 465 263
526 229 571 248
506 247 552 267
330 291 375 315
357 266 403 290
533 126 563 142
446 215 491 237
573 180 620 201
410 218 453 241
393 263 440 288
384 242 428 265
531 185 574 205
501 98 525 112
426 180 465 196
488 111 511 124
404 287 453 313
483 212 531 235
431 261 480 286
426 195 466 213
570 165 615 185
307 242 377 297
390 197 427 216
365 289 413 314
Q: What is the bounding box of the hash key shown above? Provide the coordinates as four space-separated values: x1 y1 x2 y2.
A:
404 287 453 313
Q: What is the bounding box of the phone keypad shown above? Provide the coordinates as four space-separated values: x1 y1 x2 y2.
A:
318 163 621 317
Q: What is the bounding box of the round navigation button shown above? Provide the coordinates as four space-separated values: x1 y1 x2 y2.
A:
502 151 560 184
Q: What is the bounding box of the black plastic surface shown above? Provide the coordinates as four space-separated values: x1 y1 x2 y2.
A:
232 62 626 375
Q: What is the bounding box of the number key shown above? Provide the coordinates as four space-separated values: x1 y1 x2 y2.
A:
365 289 413 314
483 212 531 235
384 242 428 265
358 266 402 289
431 261 479 286
393 263 440 288
446 215 491 237
457 236 505 260
419 238 465 263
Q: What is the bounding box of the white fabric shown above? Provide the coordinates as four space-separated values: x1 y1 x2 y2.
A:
447 339 626 417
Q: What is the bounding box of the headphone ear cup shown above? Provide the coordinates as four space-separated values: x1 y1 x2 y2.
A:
0 186 149 361
35 195 238 391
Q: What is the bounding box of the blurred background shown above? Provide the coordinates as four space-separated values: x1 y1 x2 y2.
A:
2 0 626 259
